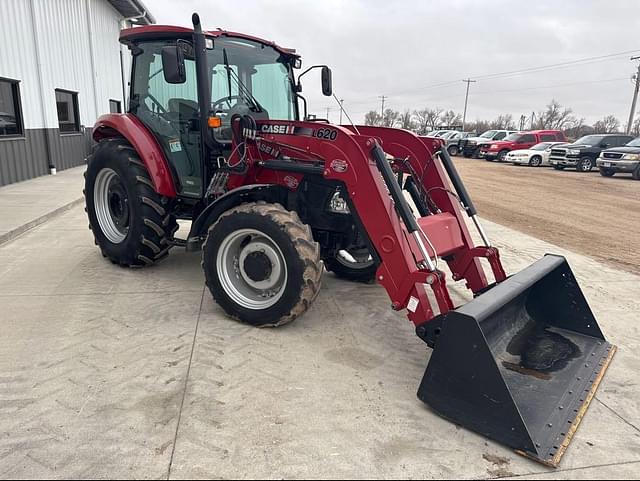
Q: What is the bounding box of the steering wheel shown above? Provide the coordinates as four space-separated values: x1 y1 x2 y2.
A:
212 95 244 116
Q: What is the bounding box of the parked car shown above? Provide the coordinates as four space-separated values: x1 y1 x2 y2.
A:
597 137 640 179
459 130 518 158
428 129 454 138
444 131 476 156
480 130 568 162
549 133 635 172
506 142 567 167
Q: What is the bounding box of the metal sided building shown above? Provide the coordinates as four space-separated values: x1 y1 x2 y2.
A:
0 0 155 186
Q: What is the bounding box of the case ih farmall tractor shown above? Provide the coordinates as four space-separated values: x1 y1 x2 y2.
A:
85 14 615 466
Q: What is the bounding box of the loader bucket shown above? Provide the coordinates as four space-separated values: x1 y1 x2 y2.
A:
418 254 616 467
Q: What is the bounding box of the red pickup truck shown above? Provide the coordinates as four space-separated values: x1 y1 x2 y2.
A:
480 130 567 161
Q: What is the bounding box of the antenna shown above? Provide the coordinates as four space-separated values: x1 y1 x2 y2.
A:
333 94 360 135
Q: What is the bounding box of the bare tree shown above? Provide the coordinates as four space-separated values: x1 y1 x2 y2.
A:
423 107 444 131
593 115 621 133
534 99 576 130
632 117 640 137
564 118 592 140
364 110 382 126
382 108 400 127
489 114 515 130
398 109 416 131
412 109 431 135
466 119 490 134
439 110 462 128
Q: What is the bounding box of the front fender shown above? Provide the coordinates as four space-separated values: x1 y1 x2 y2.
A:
186 184 289 251
93 114 177 198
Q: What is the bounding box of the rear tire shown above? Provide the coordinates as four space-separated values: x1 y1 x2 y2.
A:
529 155 542 167
84 139 178 267
576 156 595 172
203 202 322 327
599 168 615 177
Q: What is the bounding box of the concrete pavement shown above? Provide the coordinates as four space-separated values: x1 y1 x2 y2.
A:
0 167 85 246
0 203 638 479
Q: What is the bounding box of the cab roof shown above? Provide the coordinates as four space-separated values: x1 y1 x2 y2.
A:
119 25 299 58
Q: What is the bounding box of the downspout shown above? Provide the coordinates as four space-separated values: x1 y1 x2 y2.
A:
86 0 101 125
118 5 149 112
28 0 55 174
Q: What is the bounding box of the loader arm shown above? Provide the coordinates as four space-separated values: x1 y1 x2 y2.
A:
224 118 616 467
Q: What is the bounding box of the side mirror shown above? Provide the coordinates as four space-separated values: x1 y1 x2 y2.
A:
321 66 332 96
162 46 186 84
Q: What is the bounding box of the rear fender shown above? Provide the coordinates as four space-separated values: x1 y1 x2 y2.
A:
186 184 289 251
93 114 177 197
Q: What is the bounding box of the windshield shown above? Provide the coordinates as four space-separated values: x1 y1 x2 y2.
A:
209 38 296 122
480 130 497 138
530 143 550 150
573 135 604 146
625 137 640 147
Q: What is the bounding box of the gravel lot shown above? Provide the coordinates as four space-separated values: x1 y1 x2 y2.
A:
453 157 640 275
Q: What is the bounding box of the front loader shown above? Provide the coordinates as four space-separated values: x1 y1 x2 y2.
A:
85 13 615 467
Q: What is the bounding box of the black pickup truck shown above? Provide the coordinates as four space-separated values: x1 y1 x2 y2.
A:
549 133 634 172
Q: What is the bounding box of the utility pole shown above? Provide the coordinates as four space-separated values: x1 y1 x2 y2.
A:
461 79 476 132
626 56 640 134
339 99 344 124
378 95 387 118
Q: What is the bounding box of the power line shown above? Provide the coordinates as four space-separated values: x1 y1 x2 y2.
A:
348 49 640 103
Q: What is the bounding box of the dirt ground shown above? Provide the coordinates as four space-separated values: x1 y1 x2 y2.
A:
453 157 640 275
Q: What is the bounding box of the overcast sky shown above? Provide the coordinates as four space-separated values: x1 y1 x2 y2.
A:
149 0 640 126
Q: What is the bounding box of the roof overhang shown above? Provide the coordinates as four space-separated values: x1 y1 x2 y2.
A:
107 0 155 25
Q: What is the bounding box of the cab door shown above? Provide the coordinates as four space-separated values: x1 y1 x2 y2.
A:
131 41 203 198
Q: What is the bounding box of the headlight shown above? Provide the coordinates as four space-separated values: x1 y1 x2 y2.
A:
328 190 350 214
568 149 580 155
623 153 640 160
490 144 500 150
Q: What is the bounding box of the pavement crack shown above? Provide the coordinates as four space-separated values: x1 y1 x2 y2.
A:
482 459 640 480
166 286 206 480
595 396 640 434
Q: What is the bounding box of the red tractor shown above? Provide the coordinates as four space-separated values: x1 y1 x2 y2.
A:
85 14 615 466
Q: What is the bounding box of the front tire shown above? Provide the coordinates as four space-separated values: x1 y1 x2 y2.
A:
553 165 566 171
497 149 509 162
633 165 640 180
203 202 322 327
84 139 177 267
447 145 459 156
529 155 543 167
599 168 615 177
576 156 595 172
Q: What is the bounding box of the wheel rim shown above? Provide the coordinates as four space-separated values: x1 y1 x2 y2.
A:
94 168 129 244
581 158 592 170
335 247 375 270
531 156 541 167
216 229 288 310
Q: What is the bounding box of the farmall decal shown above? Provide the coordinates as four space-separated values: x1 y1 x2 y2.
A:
283 175 299 189
330 159 349 173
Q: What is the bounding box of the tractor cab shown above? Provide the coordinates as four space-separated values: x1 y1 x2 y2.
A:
122 26 301 198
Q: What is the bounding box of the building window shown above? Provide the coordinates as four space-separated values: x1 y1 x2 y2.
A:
0 78 24 137
55 89 80 133
109 99 122 113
